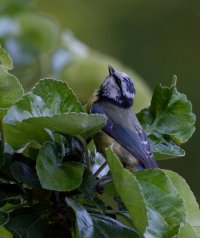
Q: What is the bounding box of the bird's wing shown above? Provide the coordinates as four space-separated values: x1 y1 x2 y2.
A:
92 103 158 168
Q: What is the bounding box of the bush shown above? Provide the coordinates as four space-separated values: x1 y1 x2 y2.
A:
0 45 199 238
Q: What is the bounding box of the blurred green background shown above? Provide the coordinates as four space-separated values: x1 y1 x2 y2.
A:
1 0 199 202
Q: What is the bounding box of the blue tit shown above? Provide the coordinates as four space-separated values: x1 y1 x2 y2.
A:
89 65 158 171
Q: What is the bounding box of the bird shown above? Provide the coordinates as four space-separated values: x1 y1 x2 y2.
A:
88 65 158 171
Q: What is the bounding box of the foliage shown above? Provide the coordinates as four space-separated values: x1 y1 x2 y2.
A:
0 45 199 238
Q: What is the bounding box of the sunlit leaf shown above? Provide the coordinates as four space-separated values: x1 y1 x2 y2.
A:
0 66 24 123
36 142 84 191
106 148 185 238
0 66 23 108
3 79 106 149
0 226 12 238
137 79 195 159
0 45 13 70
165 170 200 237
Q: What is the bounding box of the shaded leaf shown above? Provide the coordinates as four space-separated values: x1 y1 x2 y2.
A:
137 79 195 159
0 210 9 226
36 142 84 191
0 45 13 70
106 148 185 238
149 133 185 160
11 161 41 188
91 214 139 238
165 170 200 237
66 197 94 238
79 170 96 198
5 208 51 238
66 197 139 238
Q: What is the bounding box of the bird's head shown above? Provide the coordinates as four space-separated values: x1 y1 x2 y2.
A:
97 65 135 108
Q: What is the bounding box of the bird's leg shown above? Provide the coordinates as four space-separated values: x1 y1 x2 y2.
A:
94 161 107 177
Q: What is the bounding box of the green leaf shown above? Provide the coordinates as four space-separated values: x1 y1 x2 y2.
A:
0 66 24 123
137 79 196 159
164 170 200 237
65 197 139 238
148 134 185 160
65 197 94 238
36 142 84 191
106 148 148 234
16 12 59 52
3 79 106 149
91 214 140 238
0 227 12 238
0 46 13 70
31 79 83 114
79 170 96 198
0 210 9 226
106 148 186 238
11 161 41 188
4 112 106 150
5 208 51 238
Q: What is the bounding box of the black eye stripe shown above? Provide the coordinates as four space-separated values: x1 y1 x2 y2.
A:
113 75 121 86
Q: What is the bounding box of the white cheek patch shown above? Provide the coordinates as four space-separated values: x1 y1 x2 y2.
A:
102 77 120 100
109 86 119 100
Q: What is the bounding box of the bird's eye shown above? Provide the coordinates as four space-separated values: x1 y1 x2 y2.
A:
115 78 121 84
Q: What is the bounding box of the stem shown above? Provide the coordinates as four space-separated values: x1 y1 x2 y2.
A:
77 137 90 170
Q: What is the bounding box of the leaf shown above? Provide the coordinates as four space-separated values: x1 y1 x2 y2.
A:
0 66 24 123
0 210 9 226
137 79 196 159
164 170 200 237
106 148 148 234
16 12 59 52
65 197 139 238
31 79 83 114
36 142 84 191
4 112 106 150
11 161 41 188
5 208 52 238
65 197 94 238
106 148 186 238
0 227 12 238
91 214 140 238
79 170 96 198
3 79 106 149
0 46 13 70
135 169 185 238
148 134 185 160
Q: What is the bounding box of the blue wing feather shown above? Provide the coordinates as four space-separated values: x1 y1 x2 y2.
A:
92 103 158 168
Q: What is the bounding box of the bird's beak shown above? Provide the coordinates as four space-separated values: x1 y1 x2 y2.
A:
108 65 116 76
